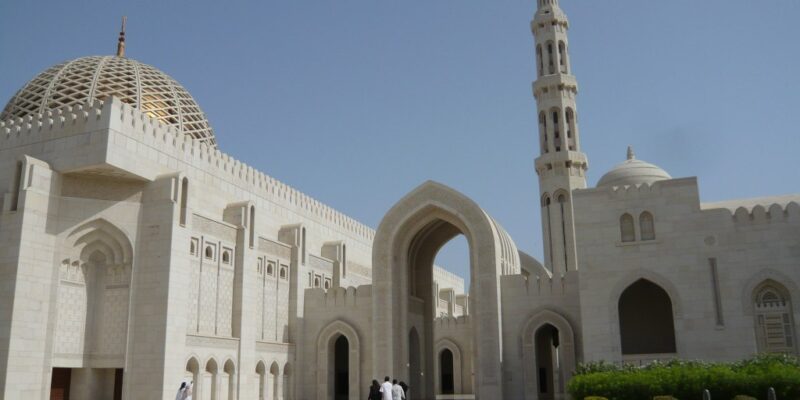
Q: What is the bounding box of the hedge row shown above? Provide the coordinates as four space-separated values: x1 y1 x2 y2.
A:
567 354 800 400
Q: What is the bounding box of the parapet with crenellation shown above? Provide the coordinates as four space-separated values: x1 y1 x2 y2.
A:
0 101 109 147
304 285 373 309
0 96 376 242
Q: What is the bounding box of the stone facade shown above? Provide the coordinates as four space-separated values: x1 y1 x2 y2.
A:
0 1 798 399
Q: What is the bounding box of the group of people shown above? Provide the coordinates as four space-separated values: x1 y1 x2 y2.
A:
369 377 409 400
174 380 193 400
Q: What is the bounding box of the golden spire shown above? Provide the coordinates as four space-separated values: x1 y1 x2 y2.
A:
116 16 127 57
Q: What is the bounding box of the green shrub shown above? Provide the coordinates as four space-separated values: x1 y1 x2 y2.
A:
568 354 800 400
732 396 756 400
583 397 609 400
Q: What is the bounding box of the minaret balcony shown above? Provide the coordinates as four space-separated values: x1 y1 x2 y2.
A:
533 74 578 97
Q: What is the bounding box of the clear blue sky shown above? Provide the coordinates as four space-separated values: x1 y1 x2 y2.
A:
2 1 799 288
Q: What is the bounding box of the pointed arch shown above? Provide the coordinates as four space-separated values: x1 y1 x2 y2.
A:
618 279 677 355
317 320 360 400
256 361 267 400
67 218 133 264
434 338 463 395
520 309 578 400
269 361 280 400
373 181 517 399
205 358 219 400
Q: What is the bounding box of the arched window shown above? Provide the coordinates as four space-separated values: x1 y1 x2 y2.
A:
542 195 554 268
557 194 568 269
249 205 256 248
179 177 189 226
558 41 568 73
536 44 543 76
342 244 347 278
640 211 655 241
266 262 274 276
546 41 555 74
11 161 23 211
205 246 214 260
551 109 561 152
754 282 796 354
280 266 287 280
301 227 307 265
324 280 331 290
314 277 321 288
539 112 548 154
565 108 576 151
618 279 676 354
620 214 635 243
222 250 231 264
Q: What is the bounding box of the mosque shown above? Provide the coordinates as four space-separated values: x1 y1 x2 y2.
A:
1 1 798 399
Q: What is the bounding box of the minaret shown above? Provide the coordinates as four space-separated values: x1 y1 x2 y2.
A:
532 0 587 274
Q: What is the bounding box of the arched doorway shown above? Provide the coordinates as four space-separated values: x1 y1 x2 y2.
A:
534 324 559 400
618 279 676 355
520 310 577 400
317 321 360 400
439 349 454 395
373 182 519 399
408 328 421 396
334 335 349 400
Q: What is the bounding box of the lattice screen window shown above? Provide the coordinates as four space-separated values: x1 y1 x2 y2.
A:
755 285 796 354
1 56 216 146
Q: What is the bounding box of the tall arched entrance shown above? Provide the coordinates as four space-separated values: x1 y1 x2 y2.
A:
373 182 519 399
51 219 134 400
618 279 676 355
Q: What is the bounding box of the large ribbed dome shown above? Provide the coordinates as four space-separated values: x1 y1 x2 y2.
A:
1 55 216 146
597 147 671 188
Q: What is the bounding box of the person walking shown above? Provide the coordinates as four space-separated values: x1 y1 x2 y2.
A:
380 377 393 400
399 381 409 400
368 379 382 400
391 379 405 400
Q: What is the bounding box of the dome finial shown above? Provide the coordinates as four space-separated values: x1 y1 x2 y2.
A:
627 145 635 160
116 16 127 57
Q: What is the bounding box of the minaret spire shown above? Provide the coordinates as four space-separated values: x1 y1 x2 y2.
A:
116 16 127 57
627 146 635 160
532 0 587 274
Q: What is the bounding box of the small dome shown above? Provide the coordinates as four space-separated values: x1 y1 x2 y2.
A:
597 146 671 188
1 55 216 146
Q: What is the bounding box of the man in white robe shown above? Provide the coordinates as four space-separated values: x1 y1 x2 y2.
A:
380 376 394 400
391 379 406 400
